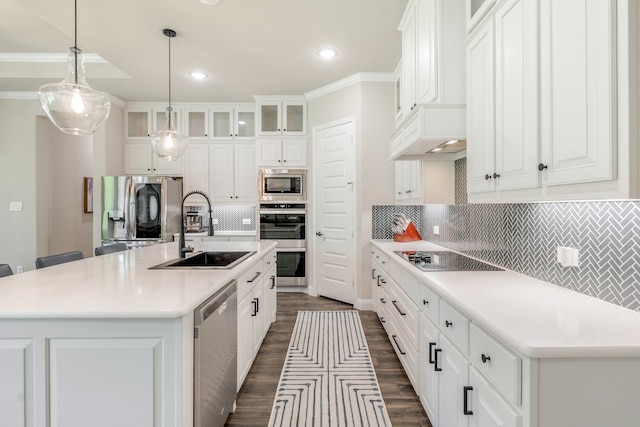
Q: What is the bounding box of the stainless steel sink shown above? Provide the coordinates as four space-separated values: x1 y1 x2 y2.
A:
149 251 256 270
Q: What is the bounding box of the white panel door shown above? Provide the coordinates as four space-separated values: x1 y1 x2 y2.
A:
0 339 33 427
419 314 440 424
49 338 160 427
469 367 521 427
466 21 496 194
313 119 356 304
494 0 539 191
439 335 471 427
539 0 615 185
234 143 257 202
209 144 235 202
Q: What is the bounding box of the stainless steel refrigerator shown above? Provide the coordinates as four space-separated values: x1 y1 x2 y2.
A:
101 176 183 248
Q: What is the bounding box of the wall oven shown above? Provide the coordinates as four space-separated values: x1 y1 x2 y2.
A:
259 203 306 287
258 169 306 202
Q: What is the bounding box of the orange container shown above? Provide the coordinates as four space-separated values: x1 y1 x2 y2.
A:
393 221 422 242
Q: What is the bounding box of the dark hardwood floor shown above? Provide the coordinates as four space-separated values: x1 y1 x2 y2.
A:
225 293 432 426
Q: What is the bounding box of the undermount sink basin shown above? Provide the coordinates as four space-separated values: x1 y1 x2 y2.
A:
150 251 256 270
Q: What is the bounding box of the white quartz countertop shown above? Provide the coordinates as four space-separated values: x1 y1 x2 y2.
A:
0 241 276 319
372 240 640 358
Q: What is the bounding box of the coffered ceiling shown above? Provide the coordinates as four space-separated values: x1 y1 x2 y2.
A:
0 0 408 102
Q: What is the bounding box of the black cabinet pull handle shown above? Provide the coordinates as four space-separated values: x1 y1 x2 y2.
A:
372 268 376 280
256 297 259 313
247 271 261 283
445 320 453 328
485 174 492 180
270 276 276 289
463 386 474 415
493 172 500 179
380 298 386 304
380 316 386 323
381 279 387 284
434 348 442 371
429 342 436 364
392 300 406 316
251 299 258 316
391 335 406 355
538 163 548 171
423 299 429 305
481 353 491 363
377 275 381 287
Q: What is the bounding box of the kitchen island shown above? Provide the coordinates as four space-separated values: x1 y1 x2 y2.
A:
372 240 640 427
0 241 277 427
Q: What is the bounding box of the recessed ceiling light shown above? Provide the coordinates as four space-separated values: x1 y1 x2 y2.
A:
317 48 337 59
199 0 220 4
189 71 207 80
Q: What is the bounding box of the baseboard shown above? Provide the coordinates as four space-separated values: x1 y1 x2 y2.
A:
354 298 374 311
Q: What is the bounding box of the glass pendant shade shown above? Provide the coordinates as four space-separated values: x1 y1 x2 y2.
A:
150 107 188 161
38 47 111 136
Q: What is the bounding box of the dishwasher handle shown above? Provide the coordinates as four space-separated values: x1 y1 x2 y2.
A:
195 280 238 325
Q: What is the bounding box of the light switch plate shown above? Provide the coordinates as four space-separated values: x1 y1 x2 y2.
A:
433 225 440 235
242 218 251 225
212 218 219 225
9 201 22 211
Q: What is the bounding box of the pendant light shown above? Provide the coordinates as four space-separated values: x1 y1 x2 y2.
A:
37 0 111 136
150 29 188 161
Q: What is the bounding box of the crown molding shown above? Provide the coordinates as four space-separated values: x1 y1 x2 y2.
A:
0 91 126 108
0 53 107 63
305 72 395 100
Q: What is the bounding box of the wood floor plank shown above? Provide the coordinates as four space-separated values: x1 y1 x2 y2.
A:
225 293 432 426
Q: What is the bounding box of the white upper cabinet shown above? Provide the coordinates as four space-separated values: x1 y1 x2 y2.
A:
467 0 628 202
256 139 307 168
124 144 183 176
391 0 467 159
125 105 181 140
467 0 539 194
255 96 306 136
183 104 255 141
539 0 615 186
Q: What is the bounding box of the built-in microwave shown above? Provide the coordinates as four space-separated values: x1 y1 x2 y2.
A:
258 169 306 201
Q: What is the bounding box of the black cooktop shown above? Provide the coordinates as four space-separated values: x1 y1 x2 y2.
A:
394 251 504 272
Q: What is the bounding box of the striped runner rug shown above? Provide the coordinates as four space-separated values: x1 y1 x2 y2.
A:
268 310 392 427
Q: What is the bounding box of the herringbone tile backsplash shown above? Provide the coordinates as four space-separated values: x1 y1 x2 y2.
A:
372 201 640 312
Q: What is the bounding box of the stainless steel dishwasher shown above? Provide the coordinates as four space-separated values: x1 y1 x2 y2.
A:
194 280 238 427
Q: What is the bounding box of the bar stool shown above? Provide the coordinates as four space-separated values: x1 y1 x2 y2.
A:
0 264 13 277
94 243 129 256
35 251 84 269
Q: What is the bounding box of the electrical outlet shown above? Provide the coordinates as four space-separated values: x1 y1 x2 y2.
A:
9 201 22 211
433 225 440 235
242 218 251 225
16 265 23 274
212 218 219 225
557 246 580 267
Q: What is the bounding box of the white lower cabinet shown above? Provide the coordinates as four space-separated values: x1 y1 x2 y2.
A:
468 367 521 427
439 334 471 427
237 251 276 391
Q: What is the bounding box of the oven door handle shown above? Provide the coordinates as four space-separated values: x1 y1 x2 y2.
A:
276 247 307 253
259 210 307 215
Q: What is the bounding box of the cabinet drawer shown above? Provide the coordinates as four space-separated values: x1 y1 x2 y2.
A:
372 247 389 272
420 280 440 324
439 300 470 354
470 323 522 405
389 323 419 390
237 261 264 301
377 287 391 331
387 282 419 351
263 250 277 272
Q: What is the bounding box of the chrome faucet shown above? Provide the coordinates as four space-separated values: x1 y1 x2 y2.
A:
179 190 214 258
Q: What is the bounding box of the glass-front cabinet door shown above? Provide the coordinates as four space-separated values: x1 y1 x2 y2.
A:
467 0 496 32
234 108 255 139
185 109 209 140
258 103 281 135
211 107 233 139
283 102 305 134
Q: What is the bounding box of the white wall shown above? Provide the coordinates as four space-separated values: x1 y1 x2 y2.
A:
0 97 124 272
307 80 396 305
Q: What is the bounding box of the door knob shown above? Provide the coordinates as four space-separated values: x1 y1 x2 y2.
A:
316 231 324 237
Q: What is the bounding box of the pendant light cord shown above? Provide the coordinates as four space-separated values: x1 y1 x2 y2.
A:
74 0 78 84
168 34 172 127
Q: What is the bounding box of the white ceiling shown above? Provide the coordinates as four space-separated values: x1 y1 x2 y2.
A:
1 0 409 103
